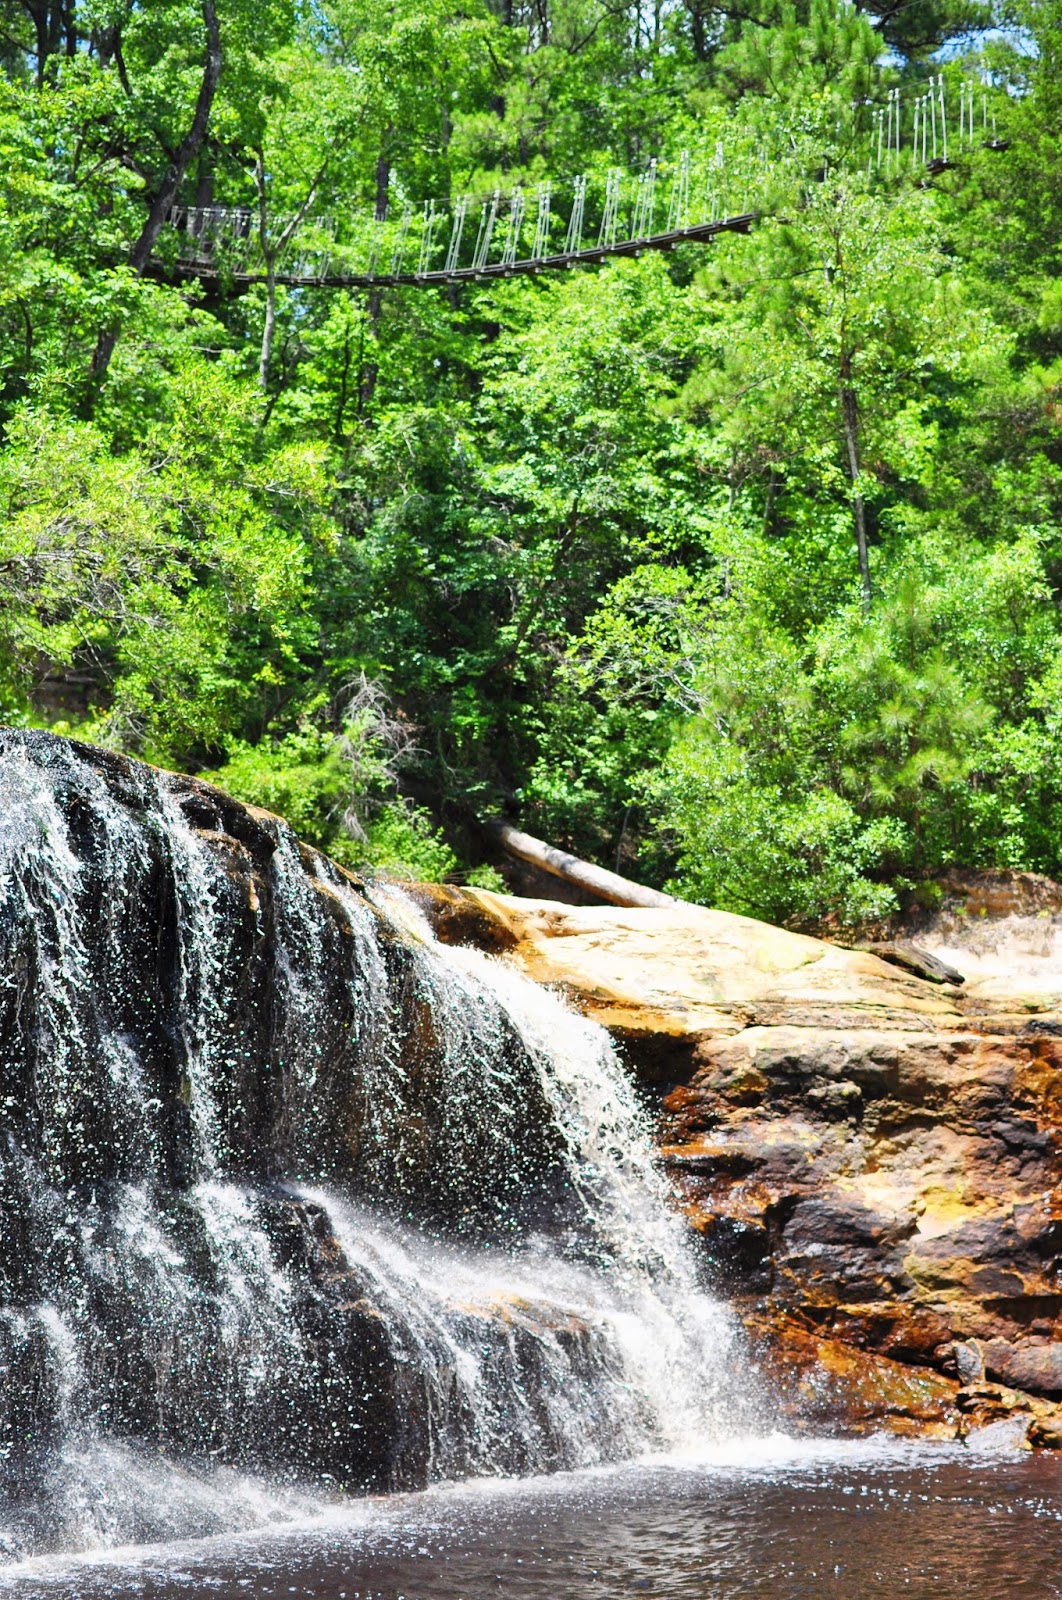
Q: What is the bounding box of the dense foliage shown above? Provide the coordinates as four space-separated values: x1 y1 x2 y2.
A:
1 0 1060 921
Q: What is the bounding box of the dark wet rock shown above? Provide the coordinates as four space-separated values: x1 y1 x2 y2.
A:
0 731 642 1532
1029 1416 1062 1449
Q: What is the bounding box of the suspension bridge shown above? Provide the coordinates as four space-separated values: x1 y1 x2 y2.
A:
159 74 1004 293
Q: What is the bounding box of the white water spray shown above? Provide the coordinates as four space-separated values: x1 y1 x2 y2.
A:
0 732 752 1561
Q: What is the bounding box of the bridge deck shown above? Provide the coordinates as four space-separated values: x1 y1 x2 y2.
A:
166 212 758 289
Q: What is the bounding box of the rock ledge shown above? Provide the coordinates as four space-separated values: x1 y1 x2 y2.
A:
414 885 1062 1446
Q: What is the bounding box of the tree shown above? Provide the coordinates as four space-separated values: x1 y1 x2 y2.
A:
671 171 997 609
88 0 222 382
2 0 1061 902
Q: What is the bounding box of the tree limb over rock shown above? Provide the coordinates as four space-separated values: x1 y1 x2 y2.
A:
481 818 677 910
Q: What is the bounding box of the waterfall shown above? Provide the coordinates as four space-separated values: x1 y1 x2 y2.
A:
0 730 748 1560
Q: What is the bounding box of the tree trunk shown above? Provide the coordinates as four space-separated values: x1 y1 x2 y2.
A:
373 151 390 223
839 371 871 610
259 261 278 391
254 150 327 395
195 156 215 210
358 148 391 414
31 2 48 86
687 0 710 61
482 819 678 909
88 0 222 384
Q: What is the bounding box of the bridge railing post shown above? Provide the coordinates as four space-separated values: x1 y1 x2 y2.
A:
562 176 586 256
444 197 469 274
531 183 552 262
501 187 526 267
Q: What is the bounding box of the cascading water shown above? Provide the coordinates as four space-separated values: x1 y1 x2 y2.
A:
0 730 750 1562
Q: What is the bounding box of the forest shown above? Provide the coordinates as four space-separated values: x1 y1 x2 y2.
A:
0 0 1060 929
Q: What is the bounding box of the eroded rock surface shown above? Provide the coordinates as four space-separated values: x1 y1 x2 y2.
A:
416 885 1062 1445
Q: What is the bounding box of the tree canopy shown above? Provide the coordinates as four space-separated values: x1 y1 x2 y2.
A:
1 0 1060 923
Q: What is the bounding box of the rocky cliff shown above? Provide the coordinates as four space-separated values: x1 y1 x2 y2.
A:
416 885 1062 1448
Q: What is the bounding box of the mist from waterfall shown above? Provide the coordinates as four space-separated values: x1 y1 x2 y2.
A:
0 731 751 1561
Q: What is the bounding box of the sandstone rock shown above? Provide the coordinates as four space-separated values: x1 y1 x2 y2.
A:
744 1314 962 1438
894 869 1062 1013
415 884 1062 1442
982 1339 1062 1398
949 1338 986 1384
413 887 963 1045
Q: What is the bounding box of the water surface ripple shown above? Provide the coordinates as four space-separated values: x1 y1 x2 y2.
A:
5 1442 1061 1600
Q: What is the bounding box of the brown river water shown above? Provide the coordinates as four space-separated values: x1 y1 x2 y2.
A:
3 1440 1060 1600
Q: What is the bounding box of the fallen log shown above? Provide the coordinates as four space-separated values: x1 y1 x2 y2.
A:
481 818 677 910
853 939 966 986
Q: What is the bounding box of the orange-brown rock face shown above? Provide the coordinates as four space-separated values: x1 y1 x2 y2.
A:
414 884 1062 1443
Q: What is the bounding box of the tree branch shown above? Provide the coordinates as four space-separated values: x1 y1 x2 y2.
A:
88 0 222 385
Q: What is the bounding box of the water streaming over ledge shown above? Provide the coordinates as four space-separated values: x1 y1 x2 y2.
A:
0 730 748 1561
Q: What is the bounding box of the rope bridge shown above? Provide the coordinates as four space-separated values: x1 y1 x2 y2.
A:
159 74 1005 292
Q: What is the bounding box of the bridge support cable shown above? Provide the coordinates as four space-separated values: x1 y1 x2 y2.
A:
444 197 469 274
531 183 552 260
929 72 940 161
389 203 413 277
703 141 725 224
631 159 657 241
471 191 501 272
418 201 439 275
